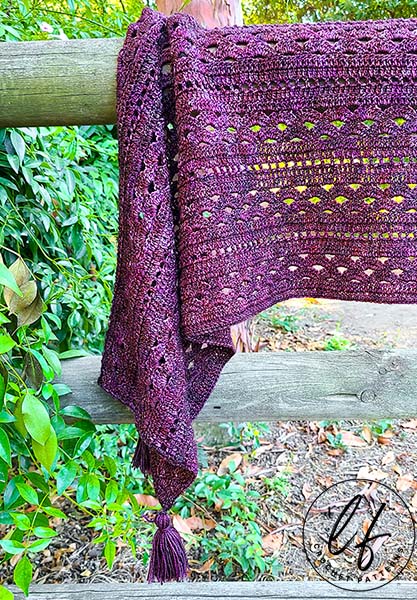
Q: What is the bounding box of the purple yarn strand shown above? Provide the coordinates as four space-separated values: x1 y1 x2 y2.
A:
147 511 188 584
132 436 151 475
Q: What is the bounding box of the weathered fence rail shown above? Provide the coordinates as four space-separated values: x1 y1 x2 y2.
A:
9 580 417 600
0 38 122 127
59 349 417 423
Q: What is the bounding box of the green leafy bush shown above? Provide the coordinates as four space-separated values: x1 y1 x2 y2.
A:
0 125 120 353
243 0 417 25
176 468 285 580
0 257 155 598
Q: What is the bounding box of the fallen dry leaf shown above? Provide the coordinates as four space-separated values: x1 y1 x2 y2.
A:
362 426 373 444
262 532 284 554
377 431 393 445
10 553 22 567
362 518 371 535
245 464 267 477
327 448 345 456
317 475 333 488
302 483 313 501
381 451 395 466
253 443 274 457
357 466 388 481
288 533 304 548
183 516 204 531
396 473 415 492
134 494 160 507
392 464 402 476
81 569 91 577
53 546 77 562
217 452 242 475
189 558 215 573
317 428 327 444
183 516 216 531
339 430 369 447
214 498 224 511
172 515 194 536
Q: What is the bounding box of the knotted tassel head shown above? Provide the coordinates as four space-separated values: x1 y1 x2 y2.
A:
147 510 189 584
132 436 151 475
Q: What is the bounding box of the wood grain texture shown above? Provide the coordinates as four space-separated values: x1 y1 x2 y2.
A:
0 38 122 127
8 580 417 599
58 349 417 423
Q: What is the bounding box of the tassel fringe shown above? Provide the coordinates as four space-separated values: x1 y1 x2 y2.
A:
132 436 151 474
147 510 188 584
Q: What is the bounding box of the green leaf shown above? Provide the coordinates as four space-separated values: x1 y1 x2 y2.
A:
62 215 78 227
0 373 6 406
11 513 31 531
0 313 11 325
22 393 50 444
86 474 100 501
103 456 117 477
26 471 49 493
4 478 21 509
65 169 75 196
56 461 77 495
0 334 16 355
13 397 27 438
41 346 61 376
0 460 8 483
104 539 116 569
13 555 32 597
16 483 38 506
60 405 91 420
0 264 22 297
59 349 90 359
26 538 51 552
74 432 93 456
76 473 88 503
0 584 14 600
80 499 101 511
0 411 15 424
105 481 118 504
10 131 25 164
27 349 54 381
42 506 67 520
51 383 72 396
32 426 57 471
0 539 25 554
33 526 57 539
0 429 11 466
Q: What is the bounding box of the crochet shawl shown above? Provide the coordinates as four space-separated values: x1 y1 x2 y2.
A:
98 6 417 583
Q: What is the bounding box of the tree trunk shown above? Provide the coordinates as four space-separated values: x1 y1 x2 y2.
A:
156 0 243 27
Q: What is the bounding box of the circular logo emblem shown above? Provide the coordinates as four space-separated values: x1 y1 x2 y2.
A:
302 478 415 591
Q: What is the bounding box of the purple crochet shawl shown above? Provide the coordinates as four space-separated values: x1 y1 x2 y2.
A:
98 6 417 582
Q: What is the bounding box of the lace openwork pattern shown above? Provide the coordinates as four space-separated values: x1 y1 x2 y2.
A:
98 7 417 510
